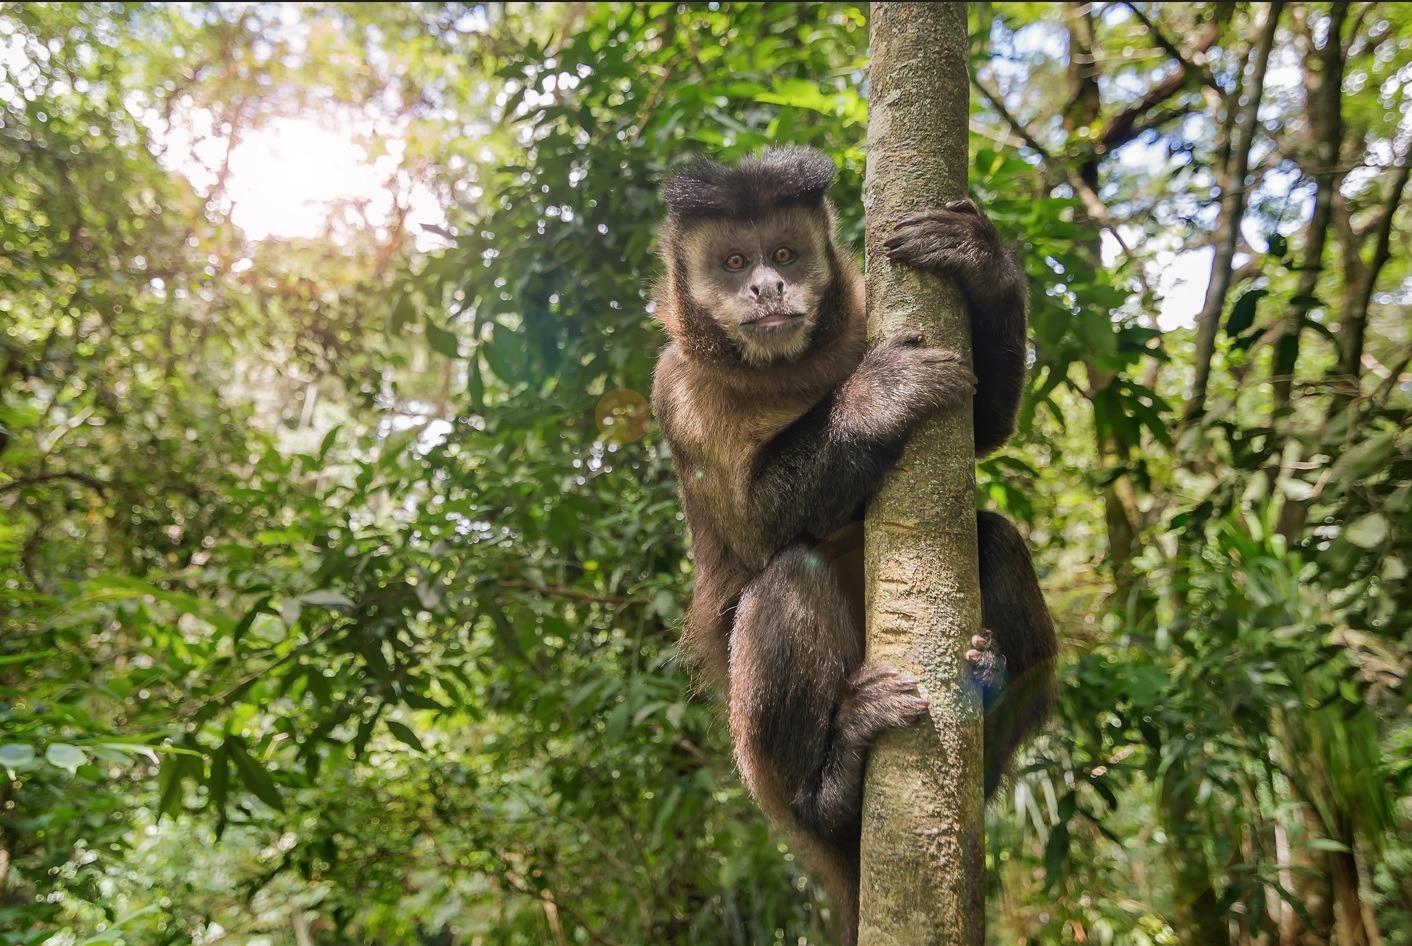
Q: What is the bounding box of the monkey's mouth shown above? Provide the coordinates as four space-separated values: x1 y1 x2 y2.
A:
744 311 805 328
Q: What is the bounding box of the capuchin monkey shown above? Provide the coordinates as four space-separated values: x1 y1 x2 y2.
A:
650 148 1057 945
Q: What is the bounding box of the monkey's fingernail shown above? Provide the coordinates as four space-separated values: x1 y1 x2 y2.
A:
880 669 899 679
897 674 919 686
965 649 982 662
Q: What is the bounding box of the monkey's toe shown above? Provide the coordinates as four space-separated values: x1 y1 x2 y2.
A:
841 663 931 742
878 327 925 349
944 197 979 215
966 631 1008 711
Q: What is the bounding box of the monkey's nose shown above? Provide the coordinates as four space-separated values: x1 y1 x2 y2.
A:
750 280 785 299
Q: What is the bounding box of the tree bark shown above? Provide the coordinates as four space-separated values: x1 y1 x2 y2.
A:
859 5 984 946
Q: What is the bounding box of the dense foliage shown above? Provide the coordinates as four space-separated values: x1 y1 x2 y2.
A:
1 3 1408 945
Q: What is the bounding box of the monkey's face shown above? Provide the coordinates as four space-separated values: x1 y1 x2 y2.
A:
678 207 833 365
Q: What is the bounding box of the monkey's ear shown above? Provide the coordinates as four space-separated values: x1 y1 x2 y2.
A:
662 147 837 219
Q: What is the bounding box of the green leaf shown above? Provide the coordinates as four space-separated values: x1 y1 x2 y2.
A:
467 355 485 408
233 594 272 645
317 425 341 461
425 318 461 358
1344 513 1389 549
1306 838 1352 853
385 720 426 753
225 738 284 811
1225 288 1266 341
157 754 189 819
301 589 355 610
208 745 230 815
0 744 36 770
45 743 87 774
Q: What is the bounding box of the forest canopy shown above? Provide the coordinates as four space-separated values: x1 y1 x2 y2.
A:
1 3 1409 945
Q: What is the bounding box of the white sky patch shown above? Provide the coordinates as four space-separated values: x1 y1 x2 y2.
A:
1153 248 1214 330
161 110 446 246
1101 229 1211 331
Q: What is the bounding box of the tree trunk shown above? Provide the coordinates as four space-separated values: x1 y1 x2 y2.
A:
858 4 984 946
1185 2 1283 424
1159 772 1232 946
1060 1 1144 598
1270 2 1347 415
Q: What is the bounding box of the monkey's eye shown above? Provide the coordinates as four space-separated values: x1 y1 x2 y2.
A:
723 253 748 272
771 246 797 265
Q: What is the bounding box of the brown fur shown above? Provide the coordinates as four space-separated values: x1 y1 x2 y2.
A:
650 149 1057 946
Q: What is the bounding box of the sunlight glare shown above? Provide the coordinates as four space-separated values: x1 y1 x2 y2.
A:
165 112 445 244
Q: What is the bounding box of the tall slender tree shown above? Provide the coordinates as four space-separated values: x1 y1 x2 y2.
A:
858 4 984 944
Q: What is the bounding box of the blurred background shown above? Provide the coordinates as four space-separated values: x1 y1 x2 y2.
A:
1 3 1408 944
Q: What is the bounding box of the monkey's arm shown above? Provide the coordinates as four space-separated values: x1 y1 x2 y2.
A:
884 199 1028 456
673 496 752 692
736 332 975 567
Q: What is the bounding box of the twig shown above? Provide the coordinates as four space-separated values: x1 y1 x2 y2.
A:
629 54 682 146
498 872 626 946
0 471 109 497
495 580 633 606
1118 2 1222 94
972 77 1153 293
183 621 339 718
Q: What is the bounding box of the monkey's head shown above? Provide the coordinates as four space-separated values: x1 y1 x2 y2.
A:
657 148 852 368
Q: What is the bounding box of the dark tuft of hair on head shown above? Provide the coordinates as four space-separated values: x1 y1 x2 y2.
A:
661 147 837 220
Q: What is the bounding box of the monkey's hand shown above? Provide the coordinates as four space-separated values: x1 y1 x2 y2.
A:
837 330 975 440
744 338 971 560
882 199 1019 306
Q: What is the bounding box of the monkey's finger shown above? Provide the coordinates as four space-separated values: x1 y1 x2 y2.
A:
944 198 979 215
895 210 949 228
886 219 948 241
887 328 924 346
883 230 925 250
894 208 978 231
914 348 968 366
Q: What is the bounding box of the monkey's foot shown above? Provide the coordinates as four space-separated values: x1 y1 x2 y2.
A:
966 632 1009 711
882 201 1002 281
838 663 930 745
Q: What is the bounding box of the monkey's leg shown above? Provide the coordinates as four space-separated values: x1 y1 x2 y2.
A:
728 543 927 945
976 510 1059 797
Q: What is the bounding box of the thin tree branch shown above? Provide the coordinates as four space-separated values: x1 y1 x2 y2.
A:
1374 344 1412 408
495 580 632 606
1118 2 1222 93
973 77 1152 291
1183 1 1283 425
1340 156 1410 379
0 471 109 497
1098 13 1223 154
